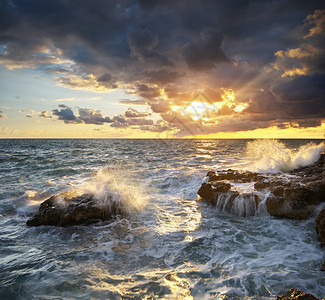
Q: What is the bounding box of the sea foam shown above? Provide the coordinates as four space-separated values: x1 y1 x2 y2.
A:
243 139 324 173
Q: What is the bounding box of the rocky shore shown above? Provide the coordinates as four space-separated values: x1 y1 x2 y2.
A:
198 154 325 219
198 154 325 271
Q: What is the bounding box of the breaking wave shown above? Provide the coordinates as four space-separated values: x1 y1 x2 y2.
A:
78 166 147 213
243 139 324 173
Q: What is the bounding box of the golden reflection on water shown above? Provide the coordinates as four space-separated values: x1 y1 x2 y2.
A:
155 199 202 239
86 266 196 299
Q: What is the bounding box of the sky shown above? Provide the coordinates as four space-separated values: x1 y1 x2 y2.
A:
0 0 324 138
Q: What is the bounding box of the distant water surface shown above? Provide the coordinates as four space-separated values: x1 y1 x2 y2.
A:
0 139 324 299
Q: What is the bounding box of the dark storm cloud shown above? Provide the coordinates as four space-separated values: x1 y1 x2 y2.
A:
128 28 172 66
132 84 161 100
1 0 325 134
52 106 112 125
272 74 325 102
183 29 230 70
51 105 162 129
52 106 82 124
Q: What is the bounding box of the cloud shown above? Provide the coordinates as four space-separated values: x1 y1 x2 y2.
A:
39 111 52 118
0 111 8 118
129 84 161 100
55 97 77 102
52 106 82 124
78 108 112 125
124 108 150 118
117 99 147 106
52 106 113 125
183 28 230 70
0 1 324 135
150 101 171 113
128 28 172 66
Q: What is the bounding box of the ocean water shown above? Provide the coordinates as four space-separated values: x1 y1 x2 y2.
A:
0 138 324 299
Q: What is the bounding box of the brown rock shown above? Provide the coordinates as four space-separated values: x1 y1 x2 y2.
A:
26 193 125 227
197 182 231 203
277 288 319 300
206 170 260 183
199 154 325 219
265 196 311 220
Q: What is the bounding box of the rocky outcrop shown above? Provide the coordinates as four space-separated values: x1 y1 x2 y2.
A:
316 207 325 245
198 154 325 219
26 193 125 227
197 182 231 203
197 180 261 217
206 170 261 182
277 288 320 300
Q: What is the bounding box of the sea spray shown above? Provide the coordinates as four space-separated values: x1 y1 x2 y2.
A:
243 139 324 173
79 166 147 214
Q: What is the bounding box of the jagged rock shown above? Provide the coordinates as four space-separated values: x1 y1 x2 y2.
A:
198 181 261 217
316 207 325 245
265 196 312 220
277 288 319 300
198 154 325 219
206 170 261 183
26 193 125 227
197 182 232 203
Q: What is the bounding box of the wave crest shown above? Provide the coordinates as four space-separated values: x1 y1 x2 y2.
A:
243 139 324 173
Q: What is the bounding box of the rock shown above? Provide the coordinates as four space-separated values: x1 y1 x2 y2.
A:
197 182 231 203
316 207 325 245
321 261 325 271
198 180 261 217
206 170 261 183
26 193 125 227
277 288 319 300
265 196 312 220
198 154 325 219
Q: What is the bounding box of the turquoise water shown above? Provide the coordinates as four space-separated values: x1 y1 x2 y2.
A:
0 139 324 299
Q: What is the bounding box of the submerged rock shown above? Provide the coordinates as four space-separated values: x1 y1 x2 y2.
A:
26 192 125 227
321 261 325 272
316 207 325 245
277 288 319 300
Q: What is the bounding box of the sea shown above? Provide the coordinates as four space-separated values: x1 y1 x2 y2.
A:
0 138 324 299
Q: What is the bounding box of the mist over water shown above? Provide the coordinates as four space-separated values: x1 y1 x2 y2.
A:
0 139 324 299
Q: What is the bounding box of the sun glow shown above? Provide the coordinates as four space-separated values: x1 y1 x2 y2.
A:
221 88 235 102
173 101 217 121
171 88 247 121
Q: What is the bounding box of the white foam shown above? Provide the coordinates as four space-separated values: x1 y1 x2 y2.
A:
78 167 147 213
242 139 324 173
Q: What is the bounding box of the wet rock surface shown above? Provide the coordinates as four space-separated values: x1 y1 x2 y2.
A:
277 288 320 300
316 207 325 245
198 154 325 219
26 193 125 227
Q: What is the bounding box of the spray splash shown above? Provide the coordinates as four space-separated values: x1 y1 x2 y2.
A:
78 166 147 213
244 139 324 173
